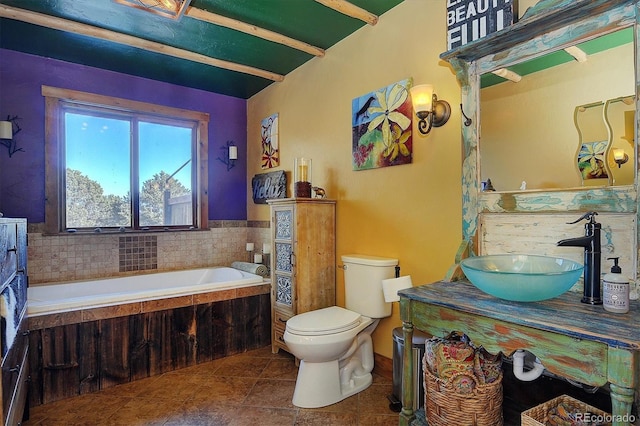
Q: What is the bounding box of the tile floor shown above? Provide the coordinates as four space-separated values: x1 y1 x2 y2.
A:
24 346 400 425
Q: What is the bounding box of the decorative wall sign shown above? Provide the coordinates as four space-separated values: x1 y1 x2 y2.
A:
446 0 518 50
252 170 286 204
261 113 279 169
351 78 413 171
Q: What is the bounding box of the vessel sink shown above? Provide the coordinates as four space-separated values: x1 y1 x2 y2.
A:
459 254 584 302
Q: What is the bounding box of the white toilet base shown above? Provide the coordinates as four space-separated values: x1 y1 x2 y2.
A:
291 359 373 408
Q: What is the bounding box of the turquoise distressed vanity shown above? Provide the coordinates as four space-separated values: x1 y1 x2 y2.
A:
399 0 639 425
399 282 638 425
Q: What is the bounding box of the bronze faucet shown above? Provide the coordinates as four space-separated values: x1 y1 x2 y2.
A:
557 212 602 305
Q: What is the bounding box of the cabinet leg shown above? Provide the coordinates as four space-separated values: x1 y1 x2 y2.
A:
609 383 635 426
399 320 415 426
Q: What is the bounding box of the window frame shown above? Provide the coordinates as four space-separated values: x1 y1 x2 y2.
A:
43 85 209 234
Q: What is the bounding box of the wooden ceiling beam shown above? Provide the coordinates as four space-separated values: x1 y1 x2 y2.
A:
186 7 325 57
0 4 285 82
314 0 378 25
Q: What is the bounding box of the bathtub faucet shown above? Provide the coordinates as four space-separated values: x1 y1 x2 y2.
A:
557 211 602 305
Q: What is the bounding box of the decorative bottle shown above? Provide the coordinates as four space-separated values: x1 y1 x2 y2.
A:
603 257 629 314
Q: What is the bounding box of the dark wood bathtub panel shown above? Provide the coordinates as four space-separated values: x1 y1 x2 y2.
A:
41 324 80 404
99 316 132 390
212 299 235 358
29 292 272 407
171 306 197 371
195 303 214 363
147 310 173 376
129 313 149 382
246 294 271 350
78 321 100 395
28 330 43 407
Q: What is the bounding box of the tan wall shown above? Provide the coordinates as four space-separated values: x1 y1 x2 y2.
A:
247 0 463 358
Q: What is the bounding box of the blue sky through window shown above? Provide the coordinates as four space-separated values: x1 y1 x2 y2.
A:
65 112 193 196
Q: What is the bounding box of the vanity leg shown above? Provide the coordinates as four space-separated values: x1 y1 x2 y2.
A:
609 383 635 426
608 347 637 426
399 297 415 426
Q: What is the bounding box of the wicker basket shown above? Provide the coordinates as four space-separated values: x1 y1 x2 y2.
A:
521 394 611 426
423 362 503 426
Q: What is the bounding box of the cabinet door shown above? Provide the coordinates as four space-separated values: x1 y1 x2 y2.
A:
272 206 295 314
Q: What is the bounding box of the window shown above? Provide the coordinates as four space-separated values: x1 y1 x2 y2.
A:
43 86 209 233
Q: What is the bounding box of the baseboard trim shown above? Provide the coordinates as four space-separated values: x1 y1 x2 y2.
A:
373 352 393 380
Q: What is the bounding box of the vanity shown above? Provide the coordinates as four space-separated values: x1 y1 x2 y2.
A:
398 282 638 425
399 0 639 425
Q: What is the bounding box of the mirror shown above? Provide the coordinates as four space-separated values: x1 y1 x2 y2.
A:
605 95 635 186
479 27 635 192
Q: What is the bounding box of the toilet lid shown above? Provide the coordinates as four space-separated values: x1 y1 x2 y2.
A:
286 306 362 336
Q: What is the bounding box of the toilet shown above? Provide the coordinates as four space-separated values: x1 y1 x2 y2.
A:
283 254 399 408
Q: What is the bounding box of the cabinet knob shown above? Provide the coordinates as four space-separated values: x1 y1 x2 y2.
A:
278 317 287 323
9 364 20 373
7 246 17 253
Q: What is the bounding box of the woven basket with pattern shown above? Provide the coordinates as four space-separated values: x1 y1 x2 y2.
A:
423 358 503 426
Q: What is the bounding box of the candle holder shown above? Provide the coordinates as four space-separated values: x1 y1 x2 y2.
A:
294 157 312 198
262 243 271 275
246 242 254 262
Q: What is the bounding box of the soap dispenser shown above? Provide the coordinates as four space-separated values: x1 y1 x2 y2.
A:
603 257 629 314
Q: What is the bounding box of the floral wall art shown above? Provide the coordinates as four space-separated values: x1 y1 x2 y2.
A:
351 79 413 171
577 141 609 180
261 113 279 169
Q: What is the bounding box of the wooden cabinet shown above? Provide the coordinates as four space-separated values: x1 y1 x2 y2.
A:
267 198 336 354
0 218 28 425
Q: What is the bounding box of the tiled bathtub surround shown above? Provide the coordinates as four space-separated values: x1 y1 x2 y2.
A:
27 221 271 284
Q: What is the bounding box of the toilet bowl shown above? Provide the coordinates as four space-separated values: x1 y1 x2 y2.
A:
283 254 403 408
284 306 379 408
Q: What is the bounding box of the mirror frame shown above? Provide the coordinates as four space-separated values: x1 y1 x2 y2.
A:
441 0 638 253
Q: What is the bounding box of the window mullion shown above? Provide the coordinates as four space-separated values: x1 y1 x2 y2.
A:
131 118 141 229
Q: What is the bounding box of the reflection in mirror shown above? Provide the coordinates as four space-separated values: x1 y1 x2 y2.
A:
605 96 635 186
480 28 634 192
574 102 611 186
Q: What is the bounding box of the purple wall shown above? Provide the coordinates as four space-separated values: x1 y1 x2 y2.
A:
0 49 247 222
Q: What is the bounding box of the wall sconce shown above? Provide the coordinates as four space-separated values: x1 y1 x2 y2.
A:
217 140 237 171
612 148 629 168
409 84 451 135
0 116 23 157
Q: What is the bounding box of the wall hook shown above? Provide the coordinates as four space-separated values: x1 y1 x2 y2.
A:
460 104 472 127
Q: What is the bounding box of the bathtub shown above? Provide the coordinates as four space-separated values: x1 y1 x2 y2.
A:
28 267 265 316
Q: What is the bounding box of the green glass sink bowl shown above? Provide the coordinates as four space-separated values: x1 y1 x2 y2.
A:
459 254 584 302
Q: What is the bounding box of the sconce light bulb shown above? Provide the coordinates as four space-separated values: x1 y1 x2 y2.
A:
228 145 238 160
410 84 434 114
612 148 629 168
0 121 12 140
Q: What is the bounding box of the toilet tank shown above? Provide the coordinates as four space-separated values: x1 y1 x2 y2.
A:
341 254 398 319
